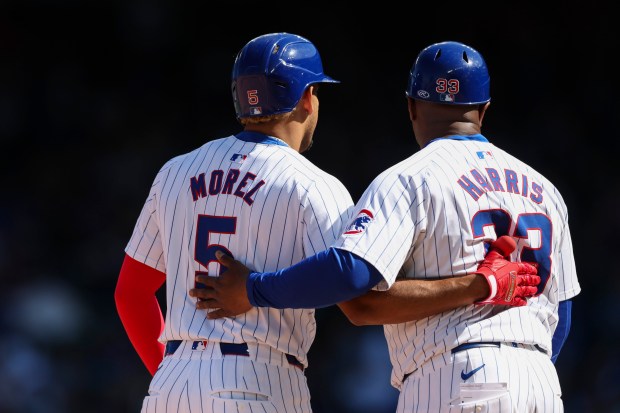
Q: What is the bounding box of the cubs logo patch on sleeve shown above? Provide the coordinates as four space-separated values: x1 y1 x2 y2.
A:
344 209 374 235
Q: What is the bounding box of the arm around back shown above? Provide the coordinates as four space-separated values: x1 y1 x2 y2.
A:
338 236 540 325
338 273 488 325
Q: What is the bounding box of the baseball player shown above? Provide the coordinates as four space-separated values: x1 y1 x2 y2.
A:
116 33 541 412
197 41 580 412
114 32 354 413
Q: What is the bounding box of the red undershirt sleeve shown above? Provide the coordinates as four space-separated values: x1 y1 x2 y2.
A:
114 254 166 376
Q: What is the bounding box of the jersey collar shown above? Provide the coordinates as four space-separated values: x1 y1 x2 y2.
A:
428 134 489 145
235 131 289 147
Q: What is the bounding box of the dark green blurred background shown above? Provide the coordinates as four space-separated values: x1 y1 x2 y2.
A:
2 1 618 412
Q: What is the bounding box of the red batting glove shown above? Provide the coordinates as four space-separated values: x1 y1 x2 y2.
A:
474 236 540 306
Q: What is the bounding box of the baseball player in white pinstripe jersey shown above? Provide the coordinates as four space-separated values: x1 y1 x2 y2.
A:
197 41 579 412
115 33 355 412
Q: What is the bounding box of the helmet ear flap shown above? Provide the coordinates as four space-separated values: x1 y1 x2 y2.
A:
406 41 490 105
231 33 339 119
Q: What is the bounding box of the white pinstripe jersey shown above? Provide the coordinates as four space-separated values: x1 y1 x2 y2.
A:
333 135 581 389
125 132 354 368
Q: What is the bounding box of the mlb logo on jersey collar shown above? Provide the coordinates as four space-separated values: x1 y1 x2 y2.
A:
230 153 247 163
476 150 494 159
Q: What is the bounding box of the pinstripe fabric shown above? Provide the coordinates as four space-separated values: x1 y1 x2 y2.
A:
396 344 563 412
126 133 354 412
141 341 310 413
333 136 579 409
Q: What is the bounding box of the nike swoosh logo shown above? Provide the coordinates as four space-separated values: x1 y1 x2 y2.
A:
461 364 485 380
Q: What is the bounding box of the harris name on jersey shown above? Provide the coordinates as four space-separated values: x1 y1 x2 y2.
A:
457 166 543 203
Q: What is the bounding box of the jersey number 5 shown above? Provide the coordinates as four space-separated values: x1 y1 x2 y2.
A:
194 215 237 290
472 209 551 294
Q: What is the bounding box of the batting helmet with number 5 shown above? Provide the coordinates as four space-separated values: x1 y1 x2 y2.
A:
231 32 339 119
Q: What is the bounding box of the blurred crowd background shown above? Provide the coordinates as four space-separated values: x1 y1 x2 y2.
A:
2 1 619 412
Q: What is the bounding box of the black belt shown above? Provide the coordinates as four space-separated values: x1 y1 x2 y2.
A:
165 340 304 370
451 341 546 355
451 341 501 353
401 341 546 382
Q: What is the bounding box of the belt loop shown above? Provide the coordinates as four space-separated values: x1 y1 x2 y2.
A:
285 354 304 371
165 340 182 356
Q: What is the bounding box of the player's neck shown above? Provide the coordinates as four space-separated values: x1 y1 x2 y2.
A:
416 123 482 148
243 124 302 152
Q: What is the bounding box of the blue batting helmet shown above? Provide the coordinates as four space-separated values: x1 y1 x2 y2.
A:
406 41 490 105
231 33 339 119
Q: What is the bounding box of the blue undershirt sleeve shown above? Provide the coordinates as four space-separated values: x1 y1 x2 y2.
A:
551 299 572 364
246 247 383 309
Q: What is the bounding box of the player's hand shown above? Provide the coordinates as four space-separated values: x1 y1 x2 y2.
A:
189 251 253 318
474 236 540 306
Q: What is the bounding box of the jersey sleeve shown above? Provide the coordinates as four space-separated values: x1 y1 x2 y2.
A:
124 164 169 272
302 176 354 257
556 220 580 301
333 168 428 289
